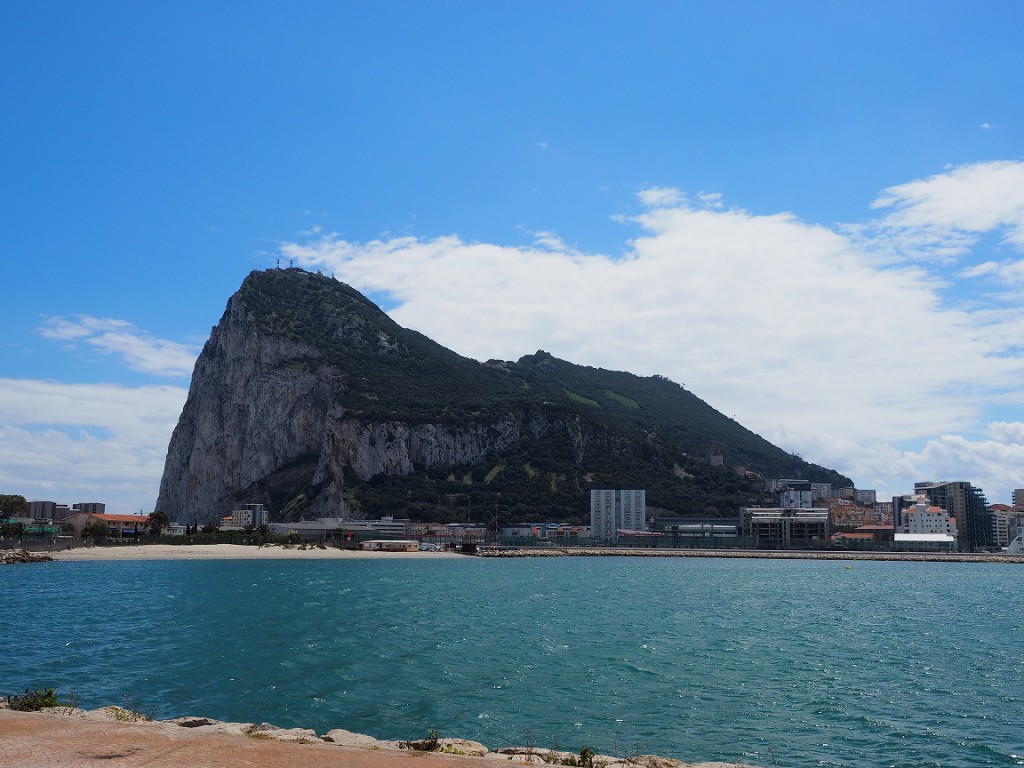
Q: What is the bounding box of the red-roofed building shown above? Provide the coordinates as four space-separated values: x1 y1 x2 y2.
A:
66 512 151 539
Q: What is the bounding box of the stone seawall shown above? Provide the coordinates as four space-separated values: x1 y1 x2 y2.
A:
476 547 1024 564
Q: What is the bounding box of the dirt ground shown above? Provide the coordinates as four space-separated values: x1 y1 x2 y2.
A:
0 710 483 768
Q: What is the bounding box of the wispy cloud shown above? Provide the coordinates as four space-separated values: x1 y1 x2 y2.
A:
281 160 1024 502
0 378 187 513
870 160 1024 253
38 315 199 378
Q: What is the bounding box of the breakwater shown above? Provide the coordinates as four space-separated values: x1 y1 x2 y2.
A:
476 546 1024 563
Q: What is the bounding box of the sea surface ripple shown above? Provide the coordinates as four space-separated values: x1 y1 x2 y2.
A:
2 556 1022 767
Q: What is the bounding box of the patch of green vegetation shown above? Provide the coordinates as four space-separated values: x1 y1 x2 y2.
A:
400 729 440 752
562 388 600 407
601 389 639 408
484 464 505 482
7 688 60 711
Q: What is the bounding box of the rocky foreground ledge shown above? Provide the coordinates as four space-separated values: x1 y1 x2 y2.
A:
0 549 53 565
0 706 754 768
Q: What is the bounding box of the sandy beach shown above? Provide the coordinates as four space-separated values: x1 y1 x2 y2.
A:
48 543 465 561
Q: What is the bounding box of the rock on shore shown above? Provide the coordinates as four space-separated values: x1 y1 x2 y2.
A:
0 549 53 565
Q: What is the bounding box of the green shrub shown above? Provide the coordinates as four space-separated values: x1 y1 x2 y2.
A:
8 687 60 711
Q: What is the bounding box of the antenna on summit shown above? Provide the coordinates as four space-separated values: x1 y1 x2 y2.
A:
276 259 280 269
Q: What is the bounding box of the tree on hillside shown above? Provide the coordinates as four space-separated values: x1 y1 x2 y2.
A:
0 494 28 518
147 510 170 536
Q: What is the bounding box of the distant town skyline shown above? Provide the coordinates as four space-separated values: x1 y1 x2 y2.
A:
2 2 1023 512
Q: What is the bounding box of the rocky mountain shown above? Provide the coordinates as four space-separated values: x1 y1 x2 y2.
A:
156 268 850 525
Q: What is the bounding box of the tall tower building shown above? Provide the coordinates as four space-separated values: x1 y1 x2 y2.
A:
590 487 646 542
1013 488 1024 511
914 481 990 550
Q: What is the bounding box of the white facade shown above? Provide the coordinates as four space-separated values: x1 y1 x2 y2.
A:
231 503 269 528
901 496 957 538
990 513 1010 548
590 488 646 542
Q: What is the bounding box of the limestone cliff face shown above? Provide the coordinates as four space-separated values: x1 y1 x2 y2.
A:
156 273 554 523
155 293 336 522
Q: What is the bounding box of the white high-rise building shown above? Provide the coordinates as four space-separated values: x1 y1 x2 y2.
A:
590 488 646 542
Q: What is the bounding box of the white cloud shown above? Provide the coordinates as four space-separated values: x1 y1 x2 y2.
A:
870 160 1024 254
281 161 1024 502
38 315 199 378
0 378 187 514
636 187 687 207
959 260 1002 278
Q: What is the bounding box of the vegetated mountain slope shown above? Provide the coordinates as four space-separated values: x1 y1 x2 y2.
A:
156 268 850 525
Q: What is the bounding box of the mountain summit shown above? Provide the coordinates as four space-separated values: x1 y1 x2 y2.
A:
156 268 849 524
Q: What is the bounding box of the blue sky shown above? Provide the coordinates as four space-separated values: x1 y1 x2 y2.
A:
3 1 1023 514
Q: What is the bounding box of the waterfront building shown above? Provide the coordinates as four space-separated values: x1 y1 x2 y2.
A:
66 512 150 539
913 481 990 549
359 539 419 552
230 503 269 528
989 507 1011 548
267 516 413 543
649 516 742 546
891 494 958 551
741 507 830 548
590 487 646 542
901 496 958 536
500 523 588 541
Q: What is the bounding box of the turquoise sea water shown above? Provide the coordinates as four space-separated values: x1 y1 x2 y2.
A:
2 556 1022 767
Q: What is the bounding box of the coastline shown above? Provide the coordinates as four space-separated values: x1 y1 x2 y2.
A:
477 546 1024 564
3 542 1021 564
46 543 465 561
0 707 754 768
